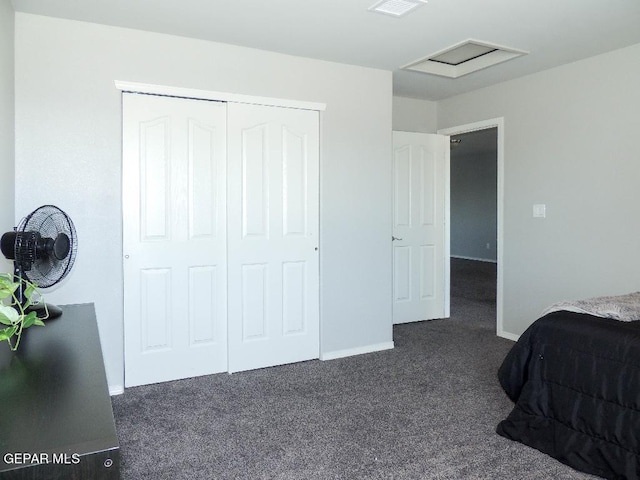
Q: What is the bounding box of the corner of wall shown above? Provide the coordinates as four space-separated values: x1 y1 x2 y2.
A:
392 96 438 133
0 0 15 241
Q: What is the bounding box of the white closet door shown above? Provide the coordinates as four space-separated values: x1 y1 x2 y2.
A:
227 103 320 373
392 131 449 324
123 93 228 387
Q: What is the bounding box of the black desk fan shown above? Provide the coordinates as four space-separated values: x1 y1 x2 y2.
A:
0 205 77 319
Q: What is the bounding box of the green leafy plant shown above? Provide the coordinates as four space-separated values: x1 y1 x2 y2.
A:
0 273 48 351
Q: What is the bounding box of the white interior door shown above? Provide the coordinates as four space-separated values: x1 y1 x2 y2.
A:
227 103 320 373
123 93 228 387
392 131 449 324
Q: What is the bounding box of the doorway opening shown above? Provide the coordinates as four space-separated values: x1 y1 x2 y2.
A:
438 118 505 338
450 128 497 331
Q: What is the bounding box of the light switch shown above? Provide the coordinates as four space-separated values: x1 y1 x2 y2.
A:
533 204 546 218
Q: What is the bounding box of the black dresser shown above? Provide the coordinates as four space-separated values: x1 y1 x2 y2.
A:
0 303 119 480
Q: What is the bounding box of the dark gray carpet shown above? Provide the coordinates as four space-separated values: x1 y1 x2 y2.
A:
112 258 597 479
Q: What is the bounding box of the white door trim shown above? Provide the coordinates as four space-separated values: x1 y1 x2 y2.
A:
114 80 326 112
438 118 507 340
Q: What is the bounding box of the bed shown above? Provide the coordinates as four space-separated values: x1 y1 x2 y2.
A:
496 293 640 480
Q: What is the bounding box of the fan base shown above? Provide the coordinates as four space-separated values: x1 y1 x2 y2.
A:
27 303 63 320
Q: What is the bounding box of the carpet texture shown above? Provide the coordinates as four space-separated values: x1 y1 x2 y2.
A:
112 258 597 479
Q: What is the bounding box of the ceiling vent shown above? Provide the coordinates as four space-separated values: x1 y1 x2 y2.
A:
368 0 428 17
402 40 527 78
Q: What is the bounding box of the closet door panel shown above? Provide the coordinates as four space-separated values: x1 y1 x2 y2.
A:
241 124 269 238
227 103 320 373
123 94 228 387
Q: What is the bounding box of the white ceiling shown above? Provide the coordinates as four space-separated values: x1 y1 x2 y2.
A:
11 0 640 100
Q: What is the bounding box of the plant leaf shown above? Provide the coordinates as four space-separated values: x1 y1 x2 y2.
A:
34 318 46 327
0 313 12 326
0 326 17 341
24 283 36 299
0 305 19 324
22 311 38 329
0 283 18 299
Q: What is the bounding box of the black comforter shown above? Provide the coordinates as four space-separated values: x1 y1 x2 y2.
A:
497 311 640 479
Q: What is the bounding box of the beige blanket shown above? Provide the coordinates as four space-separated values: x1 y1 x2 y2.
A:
541 291 640 322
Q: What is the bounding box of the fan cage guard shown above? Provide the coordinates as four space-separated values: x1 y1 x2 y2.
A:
15 205 77 289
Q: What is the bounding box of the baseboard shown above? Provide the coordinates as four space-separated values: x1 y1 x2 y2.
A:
320 341 394 361
451 255 497 264
109 385 124 396
497 330 519 342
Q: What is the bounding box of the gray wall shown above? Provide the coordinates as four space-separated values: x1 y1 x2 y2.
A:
439 42 640 337
15 13 393 391
450 150 497 262
392 96 437 133
0 0 14 272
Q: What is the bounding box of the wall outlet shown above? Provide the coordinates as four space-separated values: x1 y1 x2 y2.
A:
533 204 546 218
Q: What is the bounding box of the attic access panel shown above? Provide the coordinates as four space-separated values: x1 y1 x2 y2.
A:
402 40 527 78
429 43 497 65
368 0 428 17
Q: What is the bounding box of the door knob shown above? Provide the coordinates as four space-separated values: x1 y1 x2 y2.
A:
392 236 403 241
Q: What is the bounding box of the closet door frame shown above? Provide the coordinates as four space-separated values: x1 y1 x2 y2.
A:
115 81 325 112
117 80 325 383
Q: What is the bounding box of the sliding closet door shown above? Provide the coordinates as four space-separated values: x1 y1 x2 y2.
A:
123 93 228 387
227 103 320 373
